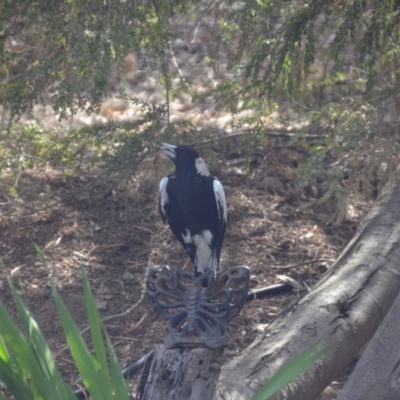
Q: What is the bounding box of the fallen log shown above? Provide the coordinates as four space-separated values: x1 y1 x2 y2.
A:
216 171 400 399
337 286 400 399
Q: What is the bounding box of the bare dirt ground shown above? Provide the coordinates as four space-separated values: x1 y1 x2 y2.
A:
0 135 369 397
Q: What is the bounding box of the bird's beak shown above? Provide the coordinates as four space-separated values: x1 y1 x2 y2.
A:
155 142 176 160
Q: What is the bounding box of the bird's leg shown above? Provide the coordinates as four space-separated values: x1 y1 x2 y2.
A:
195 269 216 288
206 270 216 287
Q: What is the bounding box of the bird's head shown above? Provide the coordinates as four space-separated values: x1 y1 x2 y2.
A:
156 142 210 176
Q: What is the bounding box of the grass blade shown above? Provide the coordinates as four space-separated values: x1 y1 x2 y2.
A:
0 358 33 400
53 285 107 400
8 280 76 400
0 301 53 398
0 335 10 365
106 334 129 400
81 268 113 397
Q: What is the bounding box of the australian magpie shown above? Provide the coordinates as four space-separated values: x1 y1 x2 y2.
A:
157 142 227 284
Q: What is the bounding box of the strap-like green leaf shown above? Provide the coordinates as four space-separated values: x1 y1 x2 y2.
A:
9 280 76 400
0 358 33 400
53 285 109 400
0 335 10 365
0 301 51 398
82 268 113 397
106 333 129 400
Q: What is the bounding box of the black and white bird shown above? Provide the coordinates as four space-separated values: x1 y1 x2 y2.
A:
157 142 227 284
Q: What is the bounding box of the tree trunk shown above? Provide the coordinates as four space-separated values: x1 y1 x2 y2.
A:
338 288 400 400
216 172 400 400
137 344 223 400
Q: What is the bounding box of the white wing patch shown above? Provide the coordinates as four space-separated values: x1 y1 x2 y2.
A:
159 177 169 219
181 229 192 244
213 180 227 223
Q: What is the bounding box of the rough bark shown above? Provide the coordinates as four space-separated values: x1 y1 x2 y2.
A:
338 289 400 400
216 172 400 400
138 344 223 400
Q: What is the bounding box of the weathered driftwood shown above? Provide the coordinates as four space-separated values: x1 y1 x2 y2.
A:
137 345 223 400
216 171 400 400
338 288 400 400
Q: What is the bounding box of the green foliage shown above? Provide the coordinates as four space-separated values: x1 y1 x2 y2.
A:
220 0 400 100
2 1 400 117
0 0 177 119
2 0 400 218
0 266 129 400
53 269 129 400
0 98 167 182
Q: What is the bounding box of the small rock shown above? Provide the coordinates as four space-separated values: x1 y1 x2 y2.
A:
311 185 319 196
258 177 285 192
345 204 359 221
255 323 269 332
269 203 279 211
123 272 135 280
279 239 293 249
95 298 107 310
300 232 314 240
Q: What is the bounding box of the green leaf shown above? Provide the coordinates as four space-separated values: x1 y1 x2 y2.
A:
252 339 333 400
33 244 48 270
82 268 113 397
0 389 9 400
53 284 108 400
0 358 33 400
10 283 58 397
0 264 130 400
0 300 51 398
0 334 10 365
7 280 76 399
106 334 129 400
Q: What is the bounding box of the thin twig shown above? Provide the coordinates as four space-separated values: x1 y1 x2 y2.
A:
272 258 335 269
188 132 250 146
108 335 142 341
162 52 170 125
189 129 322 146
122 313 148 334
169 43 186 79
58 357 76 366
264 243 302 254
86 243 125 256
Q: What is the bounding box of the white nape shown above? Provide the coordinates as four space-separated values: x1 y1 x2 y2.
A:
195 157 210 176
